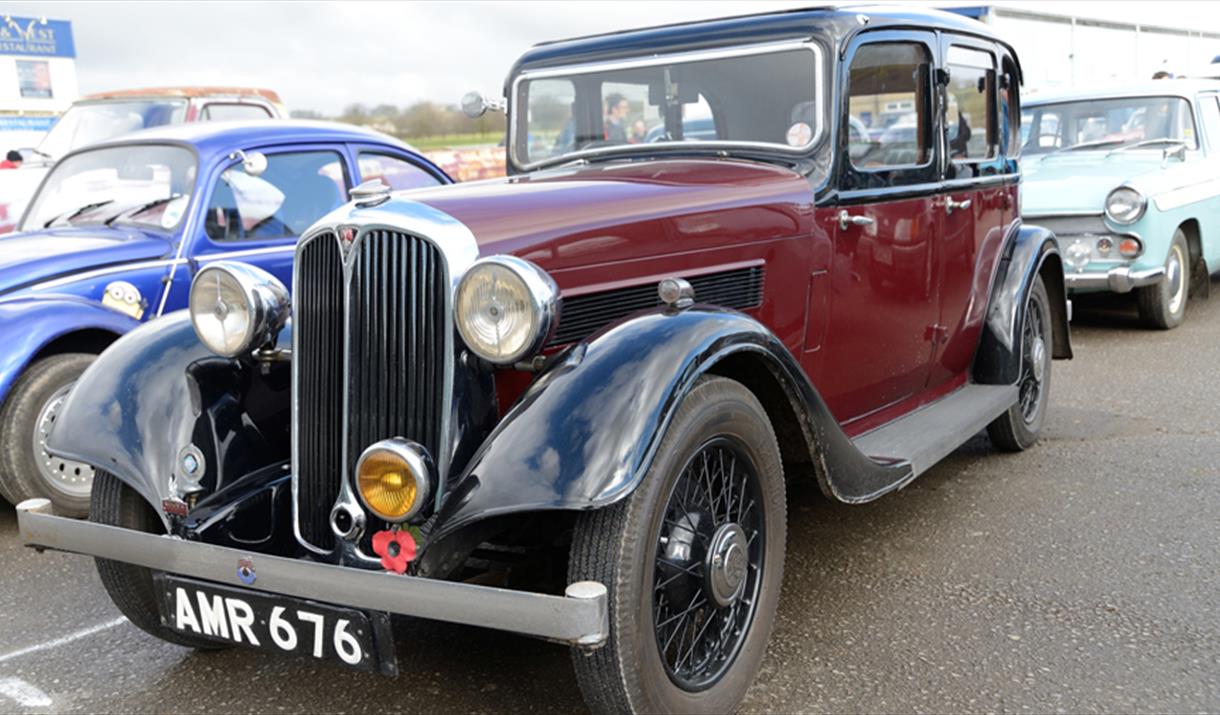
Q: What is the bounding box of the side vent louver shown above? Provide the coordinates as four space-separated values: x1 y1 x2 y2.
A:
549 265 764 347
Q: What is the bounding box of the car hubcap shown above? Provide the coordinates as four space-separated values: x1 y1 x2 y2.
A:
1167 245 1186 315
32 383 94 500
1019 299 1048 424
653 439 764 691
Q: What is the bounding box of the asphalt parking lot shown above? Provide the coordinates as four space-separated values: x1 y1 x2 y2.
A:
1 284 1218 714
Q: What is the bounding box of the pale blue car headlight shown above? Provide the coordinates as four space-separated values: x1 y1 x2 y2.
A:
1105 187 1146 225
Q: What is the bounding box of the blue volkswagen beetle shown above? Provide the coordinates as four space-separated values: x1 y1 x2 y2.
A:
1021 81 1220 328
0 120 450 514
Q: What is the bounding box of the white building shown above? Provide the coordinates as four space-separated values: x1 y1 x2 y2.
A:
947 5 1220 92
0 15 78 151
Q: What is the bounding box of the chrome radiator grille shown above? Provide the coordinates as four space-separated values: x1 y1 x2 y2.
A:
293 229 449 552
294 234 345 550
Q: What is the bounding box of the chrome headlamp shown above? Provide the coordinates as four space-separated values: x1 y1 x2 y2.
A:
455 255 558 365
189 262 290 358
1105 187 1146 225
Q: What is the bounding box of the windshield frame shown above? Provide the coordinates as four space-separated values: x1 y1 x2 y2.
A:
1022 93 1199 155
20 140 200 233
508 40 826 172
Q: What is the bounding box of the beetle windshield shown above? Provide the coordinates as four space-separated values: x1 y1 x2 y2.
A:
22 144 197 232
513 45 822 169
35 99 188 160
1021 96 1197 155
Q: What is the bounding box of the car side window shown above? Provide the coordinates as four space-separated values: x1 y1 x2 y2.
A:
1000 55 1020 158
357 152 443 191
1201 96 1220 150
200 103 273 121
205 150 347 242
847 42 933 171
944 45 997 176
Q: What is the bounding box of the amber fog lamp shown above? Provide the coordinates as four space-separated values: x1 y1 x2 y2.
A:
189 262 289 357
455 255 558 365
355 439 433 523
1119 237 1143 258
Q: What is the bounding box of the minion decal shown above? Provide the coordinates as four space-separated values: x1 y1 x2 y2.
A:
102 280 146 320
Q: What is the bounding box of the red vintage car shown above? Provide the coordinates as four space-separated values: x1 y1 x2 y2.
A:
20 6 1070 713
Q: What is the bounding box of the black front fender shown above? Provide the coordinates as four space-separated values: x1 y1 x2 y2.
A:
974 222 1073 385
46 312 291 529
430 307 912 547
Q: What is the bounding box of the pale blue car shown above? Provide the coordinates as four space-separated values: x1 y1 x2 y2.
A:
1021 81 1220 328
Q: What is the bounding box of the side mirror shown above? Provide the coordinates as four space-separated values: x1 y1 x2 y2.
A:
228 149 268 177
1162 144 1186 163
461 91 505 119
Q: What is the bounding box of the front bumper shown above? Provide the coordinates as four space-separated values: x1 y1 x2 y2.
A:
16 498 608 647
1064 266 1164 293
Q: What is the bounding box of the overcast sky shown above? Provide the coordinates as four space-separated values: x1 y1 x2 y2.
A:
6 1 1220 114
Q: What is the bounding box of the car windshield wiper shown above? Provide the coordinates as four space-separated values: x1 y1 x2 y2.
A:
29 148 53 160
1045 138 1128 156
44 199 115 228
1108 138 1187 155
104 194 182 226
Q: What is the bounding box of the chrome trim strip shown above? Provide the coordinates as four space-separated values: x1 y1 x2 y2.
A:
290 197 480 558
17 499 608 647
195 245 296 263
509 40 825 171
1022 211 1104 219
27 259 186 292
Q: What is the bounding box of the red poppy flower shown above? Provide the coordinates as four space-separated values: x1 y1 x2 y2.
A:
371 529 417 574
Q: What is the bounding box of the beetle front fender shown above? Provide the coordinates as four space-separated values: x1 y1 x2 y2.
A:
44 311 291 529
0 294 138 407
430 307 912 546
974 222 1073 386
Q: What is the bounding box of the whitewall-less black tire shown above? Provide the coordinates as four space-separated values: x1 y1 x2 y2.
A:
569 376 786 714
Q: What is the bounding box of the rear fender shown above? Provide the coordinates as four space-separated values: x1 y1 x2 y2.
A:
0 295 137 407
45 312 291 530
426 307 912 558
974 222 1073 386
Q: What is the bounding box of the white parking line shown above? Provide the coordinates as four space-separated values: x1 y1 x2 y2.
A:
0 617 127 665
0 677 51 707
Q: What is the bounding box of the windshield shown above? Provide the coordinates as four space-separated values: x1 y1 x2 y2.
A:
22 144 197 232
513 44 822 168
1021 96 1197 155
35 99 189 159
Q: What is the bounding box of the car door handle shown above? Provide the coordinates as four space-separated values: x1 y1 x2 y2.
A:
838 209 875 230
944 197 972 215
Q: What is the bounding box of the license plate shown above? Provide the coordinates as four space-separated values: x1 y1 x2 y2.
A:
155 575 389 672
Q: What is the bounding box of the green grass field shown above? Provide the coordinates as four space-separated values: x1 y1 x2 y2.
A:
405 132 502 150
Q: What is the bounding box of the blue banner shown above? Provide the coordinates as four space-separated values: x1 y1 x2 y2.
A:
0 116 56 131
0 17 75 58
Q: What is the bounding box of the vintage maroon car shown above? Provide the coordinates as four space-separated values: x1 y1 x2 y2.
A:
20 6 1070 713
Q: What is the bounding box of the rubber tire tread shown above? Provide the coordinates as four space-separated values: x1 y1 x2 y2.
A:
1136 230 1189 330
569 375 786 714
0 353 95 514
92 469 224 650
988 275 1052 452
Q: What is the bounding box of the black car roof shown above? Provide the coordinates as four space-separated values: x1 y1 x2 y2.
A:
509 4 1016 80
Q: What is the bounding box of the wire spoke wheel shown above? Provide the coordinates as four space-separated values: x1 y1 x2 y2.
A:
652 438 764 691
1018 292 1048 424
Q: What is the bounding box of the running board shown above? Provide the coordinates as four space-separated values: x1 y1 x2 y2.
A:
853 384 1018 479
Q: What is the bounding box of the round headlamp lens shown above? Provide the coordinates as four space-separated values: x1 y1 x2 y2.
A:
357 449 418 521
1105 187 1146 224
190 266 254 357
456 257 557 365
